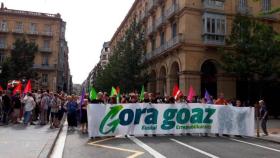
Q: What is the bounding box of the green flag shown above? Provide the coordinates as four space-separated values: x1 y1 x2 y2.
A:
90 86 97 100
110 87 117 97
139 85 145 101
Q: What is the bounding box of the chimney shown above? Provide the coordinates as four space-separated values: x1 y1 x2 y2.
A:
1 2 4 9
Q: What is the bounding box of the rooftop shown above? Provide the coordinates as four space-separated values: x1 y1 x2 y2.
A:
0 2 61 19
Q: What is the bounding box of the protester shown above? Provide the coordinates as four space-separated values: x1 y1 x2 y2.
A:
2 91 12 125
50 93 60 128
11 92 21 124
80 99 88 133
259 100 269 136
0 90 3 123
40 92 50 125
66 95 78 131
215 93 228 105
22 92 36 125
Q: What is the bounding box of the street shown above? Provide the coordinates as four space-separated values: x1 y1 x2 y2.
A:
60 119 280 158
62 132 280 158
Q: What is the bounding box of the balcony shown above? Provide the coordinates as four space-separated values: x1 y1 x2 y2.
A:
33 64 56 70
236 5 252 15
147 0 157 12
145 34 184 61
27 31 39 36
41 31 53 37
12 29 24 34
165 4 179 19
155 16 165 29
260 11 279 21
203 34 225 45
203 0 224 10
40 47 52 53
0 27 8 33
0 44 7 49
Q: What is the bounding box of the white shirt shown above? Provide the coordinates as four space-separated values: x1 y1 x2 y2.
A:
23 96 35 111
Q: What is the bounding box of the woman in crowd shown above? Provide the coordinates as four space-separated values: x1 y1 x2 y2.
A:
66 95 78 131
80 99 89 134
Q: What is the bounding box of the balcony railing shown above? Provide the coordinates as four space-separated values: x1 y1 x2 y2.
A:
203 0 224 10
33 64 56 70
147 0 157 12
165 4 179 19
40 47 52 53
236 5 252 15
0 27 8 32
12 29 24 34
28 31 39 35
41 82 48 86
155 16 165 28
41 32 53 36
145 34 184 60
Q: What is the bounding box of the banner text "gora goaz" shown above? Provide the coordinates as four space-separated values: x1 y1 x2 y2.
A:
99 105 216 134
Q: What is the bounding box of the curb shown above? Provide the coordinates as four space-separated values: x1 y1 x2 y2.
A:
254 137 280 144
46 122 65 158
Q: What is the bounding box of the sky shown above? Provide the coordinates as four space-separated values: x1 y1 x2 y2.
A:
1 0 134 84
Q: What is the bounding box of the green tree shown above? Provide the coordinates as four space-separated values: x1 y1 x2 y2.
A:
1 37 38 83
95 21 147 93
221 15 280 100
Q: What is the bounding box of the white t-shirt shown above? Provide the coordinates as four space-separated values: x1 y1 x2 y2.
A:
23 96 35 111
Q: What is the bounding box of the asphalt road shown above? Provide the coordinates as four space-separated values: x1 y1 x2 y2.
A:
62 131 280 158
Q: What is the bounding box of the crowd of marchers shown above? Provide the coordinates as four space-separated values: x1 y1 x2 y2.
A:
0 89 269 136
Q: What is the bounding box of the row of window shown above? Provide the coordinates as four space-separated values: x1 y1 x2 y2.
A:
0 20 52 33
149 22 177 51
204 0 271 12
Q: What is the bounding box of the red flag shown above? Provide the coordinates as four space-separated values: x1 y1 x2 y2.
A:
13 82 22 95
24 80 32 94
116 86 120 94
172 84 183 100
0 85 3 91
187 85 196 102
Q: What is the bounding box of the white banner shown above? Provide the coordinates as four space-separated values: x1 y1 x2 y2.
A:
87 103 255 137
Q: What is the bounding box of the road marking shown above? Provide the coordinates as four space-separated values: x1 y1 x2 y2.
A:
128 136 166 158
50 122 68 158
88 137 144 158
230 138 280 153
170 138 220 158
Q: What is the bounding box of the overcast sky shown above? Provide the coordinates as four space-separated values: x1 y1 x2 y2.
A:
2 0 134 84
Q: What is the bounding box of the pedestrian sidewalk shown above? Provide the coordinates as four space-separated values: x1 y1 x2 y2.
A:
0 123 62 158
255 119 280 144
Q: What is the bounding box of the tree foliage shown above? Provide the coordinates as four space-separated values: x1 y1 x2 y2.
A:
0 37 38 87
95 21 147 93
221 15 280 81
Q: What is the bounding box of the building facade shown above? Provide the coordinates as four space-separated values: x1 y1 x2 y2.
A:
0 3 71 92
109 0 280 98
100 42 111 69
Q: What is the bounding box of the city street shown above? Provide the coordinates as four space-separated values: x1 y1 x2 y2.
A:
62 132 280 158
60 120 280 158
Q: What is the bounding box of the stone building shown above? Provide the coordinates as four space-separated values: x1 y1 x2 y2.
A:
109 0 280 98
0 3 71 92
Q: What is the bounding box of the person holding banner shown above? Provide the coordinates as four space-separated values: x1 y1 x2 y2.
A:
215 93 228 105
80 99 88 134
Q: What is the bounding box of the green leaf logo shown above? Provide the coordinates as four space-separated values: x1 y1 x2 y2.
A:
99 105 123 135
